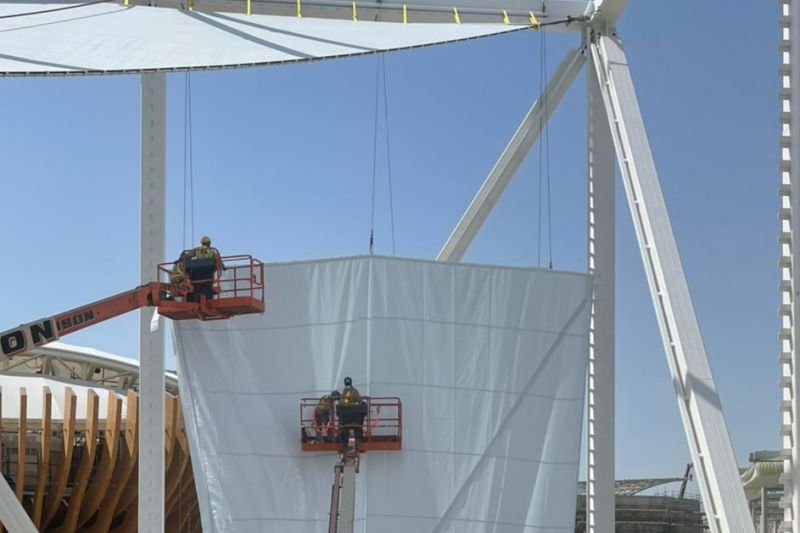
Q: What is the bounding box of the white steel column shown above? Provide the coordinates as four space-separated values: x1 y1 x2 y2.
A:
0 470 36 531
781 0 800 529
436 48 585 262
139 71 166 533
589 34 754 533
586 39 615 533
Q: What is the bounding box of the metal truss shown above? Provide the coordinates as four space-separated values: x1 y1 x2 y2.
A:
436 47 586 262
439 13 756 533
588 33 754 532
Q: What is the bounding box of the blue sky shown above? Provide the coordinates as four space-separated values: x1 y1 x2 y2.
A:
0 1 777 481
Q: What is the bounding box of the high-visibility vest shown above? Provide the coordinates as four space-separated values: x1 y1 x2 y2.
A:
315 395 333 416
341 387 361 405
195 246 218 259
170 263 185 282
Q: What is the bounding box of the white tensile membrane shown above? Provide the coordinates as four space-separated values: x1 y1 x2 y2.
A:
173 256 591 533
0 3 525 75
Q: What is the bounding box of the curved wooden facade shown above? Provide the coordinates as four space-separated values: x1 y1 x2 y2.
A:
0 345 200 533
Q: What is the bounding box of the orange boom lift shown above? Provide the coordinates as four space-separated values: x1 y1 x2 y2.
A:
0 254 265 360
300 396 402 533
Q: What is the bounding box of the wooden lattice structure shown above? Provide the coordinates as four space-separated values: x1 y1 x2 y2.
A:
0 386 199 532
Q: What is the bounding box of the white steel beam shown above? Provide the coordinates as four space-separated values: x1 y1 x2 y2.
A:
436 47 586 262
139 71 166 533
158 0 592 27
589 34 754 533
782 0 800 530
586 39 615 533
0 416 37 533
590 0 629 31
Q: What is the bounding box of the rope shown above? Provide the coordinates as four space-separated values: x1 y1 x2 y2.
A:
369 54 380 254
381 54 397 256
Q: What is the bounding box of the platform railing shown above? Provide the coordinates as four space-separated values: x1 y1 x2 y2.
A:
300 396 402 450
157 254 264 303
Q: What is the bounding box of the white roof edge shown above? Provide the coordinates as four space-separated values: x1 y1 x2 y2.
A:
33 341 179 386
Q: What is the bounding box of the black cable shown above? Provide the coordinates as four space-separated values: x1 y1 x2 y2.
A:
369 54 380 254
0 0 114 20
381 54 397 256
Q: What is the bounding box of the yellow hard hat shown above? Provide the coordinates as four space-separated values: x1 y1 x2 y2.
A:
201 236 211 246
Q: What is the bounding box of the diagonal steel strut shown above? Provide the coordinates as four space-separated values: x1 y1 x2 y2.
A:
589 33 754 533
436 47 585 262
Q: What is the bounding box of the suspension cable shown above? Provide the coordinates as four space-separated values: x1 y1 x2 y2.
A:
543 24 553 269
537 27 545 267
188 73 195 244
537 2 554 269
183 74 189 251
369 54 380 254
183 72 196 249
381 54 397 256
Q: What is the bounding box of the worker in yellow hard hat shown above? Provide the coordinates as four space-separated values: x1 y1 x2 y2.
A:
337 377 365 442
187 236 222 302
314 390 341 442
170 259 185 284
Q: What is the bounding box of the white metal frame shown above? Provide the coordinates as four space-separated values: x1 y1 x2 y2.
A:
436 48 586 262
588 32 753 532
781 1 799 530
438 10 756 533
586 31 616 533
139 71 167 533
0 0 760 528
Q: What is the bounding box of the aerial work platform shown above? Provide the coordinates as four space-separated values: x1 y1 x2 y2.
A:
299 396 402 452
0 252 265 361
300 395 402 533
156 254 265 321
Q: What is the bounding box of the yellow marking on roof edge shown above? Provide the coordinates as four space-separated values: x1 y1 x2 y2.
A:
453 7 461 24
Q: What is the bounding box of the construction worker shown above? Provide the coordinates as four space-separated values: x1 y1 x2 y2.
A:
170 260 185 284
188 236 222 301
338 377 365 442
195 236 221 264
341 376 361 405
314 390 340 442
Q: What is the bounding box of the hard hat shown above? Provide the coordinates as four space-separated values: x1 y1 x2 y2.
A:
200 236 211 246
331 390 341 398
344 376 352 387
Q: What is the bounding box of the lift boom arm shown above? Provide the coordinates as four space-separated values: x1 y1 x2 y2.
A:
0 254 266 362
0 283 162 361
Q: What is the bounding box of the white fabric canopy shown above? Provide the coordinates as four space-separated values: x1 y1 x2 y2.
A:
0 3 537 75
174 255 591 532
